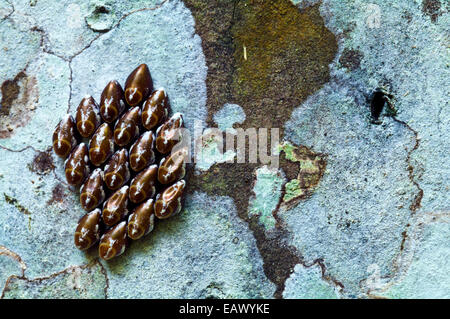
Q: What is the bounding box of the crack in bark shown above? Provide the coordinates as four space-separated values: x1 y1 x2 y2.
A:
0 0 15 22
0 246 26 297
364 211 449 298
0 245 27 277
67 62 73 113
437 103 444 132
97 260 110 298
355 116 425 297
0 259 109 299
304 258 345 291
391 117 423 213
29 26 67 61
0 144 38 153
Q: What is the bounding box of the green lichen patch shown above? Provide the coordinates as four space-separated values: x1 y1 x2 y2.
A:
278 141 327 204
283 179 303 203
249 166 286 230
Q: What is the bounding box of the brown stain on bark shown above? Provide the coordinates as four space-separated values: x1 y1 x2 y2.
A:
339 48 363 71
46 184 67 206
28 148 55 175
0 72 26 116
422 0 443 22
0 70 39 138
184 0 337 298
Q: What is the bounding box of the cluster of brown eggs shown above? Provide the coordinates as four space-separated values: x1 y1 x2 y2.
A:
52 64 188 260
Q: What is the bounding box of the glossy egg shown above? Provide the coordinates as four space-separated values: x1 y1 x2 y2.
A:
75 95 101 138
53 114 78 158
99 221 128 260
157 147 187 185
113 106 141 147
64 143 90 186
89 123 115 166
103 149 130 190
74 209 102 251
124 64 153 107
100 80 126 123
129 164 157 204
80 168 105 211
154 180 186 219
129 131 155 172
127 198 155 240
155 113 184 154
141 88 169 130
102 185 129 227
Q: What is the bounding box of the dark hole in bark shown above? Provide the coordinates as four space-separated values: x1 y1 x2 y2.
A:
95 6 109 14
370 90 386 120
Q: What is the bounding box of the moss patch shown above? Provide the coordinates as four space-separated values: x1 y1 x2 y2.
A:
232 0 337 130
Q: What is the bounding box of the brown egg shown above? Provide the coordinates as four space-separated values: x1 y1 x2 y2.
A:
129 131 155 172
155 113 184 154
89 123 114 166
124 64 153 107
53 114 77 158
113 106 141 147
102 185 129 227
64 143 90 186
100 80 126 123
80 168 105 211
142 88 169 130
157 147 188 185
99 221 128 260
127 198 155 240
75 95 101 138
53 114 78 158
74 209 102 251
103 149 130 190
129 164 157 204
154 180 186 219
